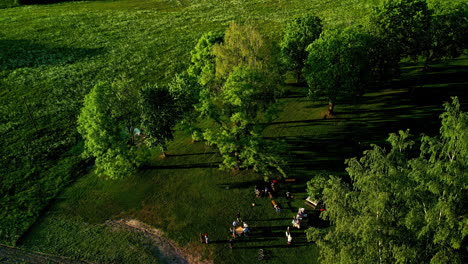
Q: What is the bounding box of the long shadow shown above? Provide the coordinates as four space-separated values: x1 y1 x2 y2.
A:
168 152 217 157
218 179 260 190
234 243 308 249
0 39 103 71
141 162 220 170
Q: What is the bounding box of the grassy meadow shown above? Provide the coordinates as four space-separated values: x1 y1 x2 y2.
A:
0 0 467 263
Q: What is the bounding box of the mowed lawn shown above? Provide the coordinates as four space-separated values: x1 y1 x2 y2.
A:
1 0 466 263
0 0 383 247
20 56 468 263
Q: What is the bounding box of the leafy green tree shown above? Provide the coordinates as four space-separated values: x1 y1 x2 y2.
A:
203 66 284 175
185 23 285 176
77 82 141 179
306 97 467 264
303 29 376 115
370 0 431 59
139 85 179 157
423 3 468 69
187 31 224 86
168 72 203 142
212 22 279 81
280 14 323 82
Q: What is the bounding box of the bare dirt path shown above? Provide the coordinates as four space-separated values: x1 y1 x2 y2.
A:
106 219 213 264
0 244 89 264
0 219 211 264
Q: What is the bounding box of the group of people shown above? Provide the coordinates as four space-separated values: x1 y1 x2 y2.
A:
228 212 250 239
254 179 280 198
200 181 310 248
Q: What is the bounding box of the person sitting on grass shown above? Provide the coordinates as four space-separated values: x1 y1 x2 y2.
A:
243 222 249 236
275 204 281 214
292 216 300 229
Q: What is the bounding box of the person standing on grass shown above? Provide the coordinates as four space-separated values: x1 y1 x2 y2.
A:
286 227 292 245
199 233 204 244
204 234 209 244
230 227 236 238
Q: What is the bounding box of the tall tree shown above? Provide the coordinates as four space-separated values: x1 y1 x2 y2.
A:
212 22 280 81
203 66 284 175
303 28 376 115
168 72 204 142
190 23 285 176
280 14 323 82
77 82 141 179
307 97 467 264
187 31 224 86
370 0 431 59
423 3 468 70
139 85 179 157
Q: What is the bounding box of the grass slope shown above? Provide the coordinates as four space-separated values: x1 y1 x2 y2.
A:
0 0 385 245
21 58 468 263
0 0 466 262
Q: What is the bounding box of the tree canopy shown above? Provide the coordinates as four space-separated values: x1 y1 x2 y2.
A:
303 28 376 115
187 23 285 176
307 97 467 264
139 85 179 156
370 0 431 59
280 13 323 81
77 82 141 179
187 31 224 86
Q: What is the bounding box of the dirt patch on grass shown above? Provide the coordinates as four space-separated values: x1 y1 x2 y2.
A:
106 219 212 264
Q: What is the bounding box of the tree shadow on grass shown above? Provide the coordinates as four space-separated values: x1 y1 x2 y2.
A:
234 243 308 249
168 152 217 157
141 162 220 170
0 39 103 71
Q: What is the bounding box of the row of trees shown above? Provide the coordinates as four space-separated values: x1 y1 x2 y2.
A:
78 23 285 179
280 0 467 114
78 0 467 179
306 97 467 263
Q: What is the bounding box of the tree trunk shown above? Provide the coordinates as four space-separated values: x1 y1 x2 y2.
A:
160 145 167 158
328 101 335 116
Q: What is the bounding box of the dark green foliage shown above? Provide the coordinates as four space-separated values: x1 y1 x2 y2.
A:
168 73 203 141
304 28 377 114
280 14 323 81
187 32 224 86
194 23 285 176
139 85 179 155
77 82 142 179
423 3 468 68
370 0 431 59
203 66 285 176
307 97 467 264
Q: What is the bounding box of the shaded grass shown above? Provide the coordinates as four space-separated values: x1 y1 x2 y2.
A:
2 0 467 262
21 55 468 263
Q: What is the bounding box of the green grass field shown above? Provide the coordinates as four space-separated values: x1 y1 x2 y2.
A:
19 58 468 263
1 0 467 263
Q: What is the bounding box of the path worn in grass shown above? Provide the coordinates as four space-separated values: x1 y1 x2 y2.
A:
0 244 90 264
106 219 212 264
